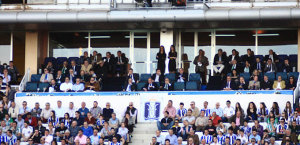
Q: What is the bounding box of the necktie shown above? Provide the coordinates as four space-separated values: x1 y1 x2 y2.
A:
45 74 48 81
165 84 168 90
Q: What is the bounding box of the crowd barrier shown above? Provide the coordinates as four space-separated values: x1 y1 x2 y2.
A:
15 90 294 122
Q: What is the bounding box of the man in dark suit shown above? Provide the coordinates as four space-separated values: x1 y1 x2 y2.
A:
228 49 240 64
260 75 273 90
176 68 188 82
55 70 65 84
115 51 128 76
264 49 279 63
126 68 139 84
282 59 293 73
94 60 107 81
253 57 264 73
80 51 91 64
213 49 227 75
90 51 102 66
160 78 174 91
68 68 76 84
264 58 277 73
151 69 165 84
46 79 60 92
69 60 81 76
143 78 158 91
123 78 137 92
229 60 241 73
223 76 236 90
103 52 116 76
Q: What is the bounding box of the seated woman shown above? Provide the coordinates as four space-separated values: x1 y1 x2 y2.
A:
246 102 258 121
230 69 239 85
237 76 248 90
273 76 286 90
286 76 296 90
243 61 251 74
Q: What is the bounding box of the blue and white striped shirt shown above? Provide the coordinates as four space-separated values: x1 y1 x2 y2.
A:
226 134 237 145
201 108 212 117
240 125 252 135
7 135 17 145
276 124 288 133
217 135 225 144
201 135 213 144
48 117 59 127
257 108 269 116
0 135 8 143
97 119 105 126
176 108 187 117
110 142 121 145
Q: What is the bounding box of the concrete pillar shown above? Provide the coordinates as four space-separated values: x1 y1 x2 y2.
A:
298 29 300 72
25 32 38 75
160 29 173 74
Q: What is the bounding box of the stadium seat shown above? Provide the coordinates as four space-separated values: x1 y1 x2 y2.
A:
240 73 250 82
38 83 50 92
68 57 80 65
288 72 299 80
264 72 275 81
185 81 198 90
254 55 263 61
165 73 176 82
140 74 151 82
57 57 68 65
31 74 42 82
137 82 146 91
174 82 185 91
26 82 38 92
189 73 201 82
289 54 297 63
44 57 56 65
276 72 287 81
278 55 288 62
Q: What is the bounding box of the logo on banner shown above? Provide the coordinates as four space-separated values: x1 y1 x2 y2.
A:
144 101 160 120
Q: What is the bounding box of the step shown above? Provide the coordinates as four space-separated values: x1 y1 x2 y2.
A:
129 122 157 145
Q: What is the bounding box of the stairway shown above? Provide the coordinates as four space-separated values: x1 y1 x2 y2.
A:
130 122 157 145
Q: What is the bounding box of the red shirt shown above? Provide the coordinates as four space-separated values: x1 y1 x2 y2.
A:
210 115 221 126
84 117 96 125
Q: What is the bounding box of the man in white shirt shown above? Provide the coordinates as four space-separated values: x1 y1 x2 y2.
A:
237 129 248 145
222 100 235 122
60 77 73 92
43 129 53 145
155 130 165 145
213 102 223 118
66 102 76 118
21 121 33 142
40 103 52 122
54 100 65 118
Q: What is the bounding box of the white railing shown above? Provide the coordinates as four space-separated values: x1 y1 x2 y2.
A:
19 68 30 92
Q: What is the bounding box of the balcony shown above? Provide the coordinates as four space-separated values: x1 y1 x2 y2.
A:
0 0 299 11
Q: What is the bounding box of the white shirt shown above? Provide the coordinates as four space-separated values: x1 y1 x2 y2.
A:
211 143 221 145
238 134 248 145
54 107 65 118
117 127 128 137
22 126 33 138
66 107 77 118
276 82 282 90
45 135 53 145
60 82 73 92
223 106 235 117
154 75 160 82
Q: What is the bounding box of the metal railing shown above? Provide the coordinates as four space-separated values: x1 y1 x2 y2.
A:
19 68 30 92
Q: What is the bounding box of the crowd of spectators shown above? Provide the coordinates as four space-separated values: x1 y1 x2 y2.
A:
34 47 299 93
0 100 138 145
152 100 300 145
0 61 20 86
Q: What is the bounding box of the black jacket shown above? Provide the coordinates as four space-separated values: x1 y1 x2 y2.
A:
143 82 158 91
223 81 236 90
123 83 137 91
126 73 139 83
213 54 227 65
176 72 188 82
261 80 273 90
151 74 165 84
160 83 174 91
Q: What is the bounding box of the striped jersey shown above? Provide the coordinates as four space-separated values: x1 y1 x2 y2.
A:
201 108 212 117
201 134 213 144
225 134 237 145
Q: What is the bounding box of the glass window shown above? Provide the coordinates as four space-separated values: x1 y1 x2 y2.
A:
198 32 212 73
90 32 129 60
0 32 11 65
150 32 160 74
182 32 194 74
134 32 147 74
49 32 88 57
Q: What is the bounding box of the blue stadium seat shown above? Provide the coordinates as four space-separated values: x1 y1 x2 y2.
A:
57 57 68 65
165 73 176 82
227 73 232 76
288 72 299 80
38 83 50 92
137 82 146 91
26 82 38 92
174 82 185 91
289 55 297 63
186 81 198 90
278 55 288 63
264 72 275 81
189 73 201 82
276 72 287 81
240 73 250 82
254 55 264 61
31 74 42 82
68 57 80 65
44 57 56 65
140 74 151 82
